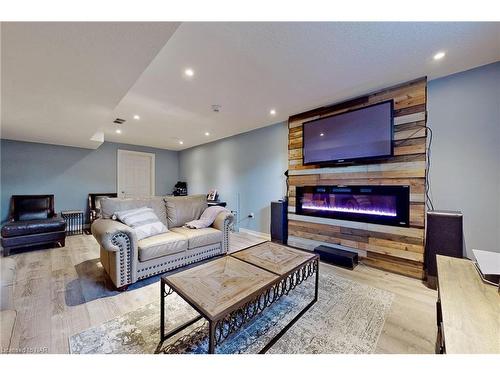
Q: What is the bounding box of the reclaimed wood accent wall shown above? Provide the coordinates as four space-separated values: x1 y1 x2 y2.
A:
287 78 427 279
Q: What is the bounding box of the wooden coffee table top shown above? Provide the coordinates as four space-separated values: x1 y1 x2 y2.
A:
164 256 279 321
231 242 317 276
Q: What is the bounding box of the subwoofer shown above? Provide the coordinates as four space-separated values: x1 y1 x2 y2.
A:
425 210 464 288
271 200 288 245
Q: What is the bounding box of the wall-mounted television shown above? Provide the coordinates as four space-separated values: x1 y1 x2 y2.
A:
303 100 394 165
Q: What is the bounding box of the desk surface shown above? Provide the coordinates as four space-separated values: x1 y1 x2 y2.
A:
437 255 500 354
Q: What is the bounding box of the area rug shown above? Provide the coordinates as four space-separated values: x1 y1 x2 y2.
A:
69 270 394 354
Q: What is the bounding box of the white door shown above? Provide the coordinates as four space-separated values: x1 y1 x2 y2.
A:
117 150 155 198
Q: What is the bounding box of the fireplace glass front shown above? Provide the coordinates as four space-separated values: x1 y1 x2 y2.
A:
295 185 410 227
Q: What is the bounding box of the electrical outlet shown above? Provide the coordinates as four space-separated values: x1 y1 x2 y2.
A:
248 212 254 218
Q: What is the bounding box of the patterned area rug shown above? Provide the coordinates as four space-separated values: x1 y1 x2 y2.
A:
69 269 394 354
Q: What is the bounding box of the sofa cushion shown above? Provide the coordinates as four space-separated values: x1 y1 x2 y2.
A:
18 209 50 221
170 227 223 250
115 207 168 241
1 218 66 238
164 195 207 229
100 196 168 227
138 232 188 262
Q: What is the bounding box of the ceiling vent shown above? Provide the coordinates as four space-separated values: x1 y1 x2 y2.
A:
113 118 126 124
211 104 221 113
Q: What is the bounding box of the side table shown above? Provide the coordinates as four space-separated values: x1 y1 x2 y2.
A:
61 210 84 236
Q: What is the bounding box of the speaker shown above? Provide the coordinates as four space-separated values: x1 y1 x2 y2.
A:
425 210 463 288
314 245 358 270
271 200 288 244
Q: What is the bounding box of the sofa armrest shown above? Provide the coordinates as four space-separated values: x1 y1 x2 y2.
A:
91 218 138 288
212 211 234 253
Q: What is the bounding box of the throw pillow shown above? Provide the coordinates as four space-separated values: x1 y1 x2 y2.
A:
164 194 207 228
114 206 168 240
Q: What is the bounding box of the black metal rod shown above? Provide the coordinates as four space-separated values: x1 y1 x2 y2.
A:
314 259 319 302
162 315 204 342
160 279 165 341
259 259 319 354
258 296 317 354
208 320 215 354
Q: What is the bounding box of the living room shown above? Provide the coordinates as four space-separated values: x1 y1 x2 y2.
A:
1 1 499 373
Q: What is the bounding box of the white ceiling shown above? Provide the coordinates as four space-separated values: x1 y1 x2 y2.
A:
2 22 500 150
1 22 180 148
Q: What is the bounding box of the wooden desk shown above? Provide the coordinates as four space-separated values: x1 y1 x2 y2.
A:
436 255 500 354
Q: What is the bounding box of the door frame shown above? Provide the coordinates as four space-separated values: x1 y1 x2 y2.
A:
117 149 156 198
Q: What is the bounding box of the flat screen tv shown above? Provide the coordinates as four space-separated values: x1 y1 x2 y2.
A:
303 100 394 165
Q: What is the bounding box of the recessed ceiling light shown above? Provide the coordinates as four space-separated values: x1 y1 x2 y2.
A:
320 133 324 137
179 140 184 145
133 115 140 120
205 132 210 136
184 68 194 77
115 129 122 134
270 109 276 116
433 51 446 60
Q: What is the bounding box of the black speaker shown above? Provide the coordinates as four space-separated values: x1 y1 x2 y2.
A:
425 210 463 288
271 200 288 244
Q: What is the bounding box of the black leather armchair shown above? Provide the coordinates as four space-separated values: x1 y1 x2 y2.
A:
87 193 117 225
1 195 66 256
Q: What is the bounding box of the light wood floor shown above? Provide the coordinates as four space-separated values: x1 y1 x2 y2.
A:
3 232 437 354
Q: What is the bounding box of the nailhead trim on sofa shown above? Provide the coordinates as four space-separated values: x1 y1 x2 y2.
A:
111 232 133 286
136 243 224 279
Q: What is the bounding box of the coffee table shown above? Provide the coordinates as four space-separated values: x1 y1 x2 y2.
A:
159 242 319 354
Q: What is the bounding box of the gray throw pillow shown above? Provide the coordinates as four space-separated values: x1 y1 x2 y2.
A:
114 206 168 240
164 194 207 228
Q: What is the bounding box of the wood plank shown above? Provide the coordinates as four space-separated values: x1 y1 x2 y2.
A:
394 104 426 117
364 244 424 262
363 254 424 279
288 174 320 186
288 148 302 159
287 235 367 258
368 237 424 254
287 77 427 278
394 142 427 156
288 137 303 148
288 161 426 176
291 178 425 192
340 226 424 246
436 256 500 354
288 213 424 239
410 203 425 227
394 127 426 141
395 120 426 132
288 227 423 262
394 112 426 125
368 80 426 108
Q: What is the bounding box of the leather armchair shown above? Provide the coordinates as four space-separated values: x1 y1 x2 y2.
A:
1 195 66 256
88 193 117 225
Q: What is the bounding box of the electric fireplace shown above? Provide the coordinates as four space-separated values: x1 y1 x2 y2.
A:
295 185 410 227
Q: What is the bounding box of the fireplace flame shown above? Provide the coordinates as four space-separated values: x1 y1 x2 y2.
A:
301 204 397 217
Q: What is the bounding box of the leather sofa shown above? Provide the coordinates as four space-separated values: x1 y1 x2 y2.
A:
1 195 67 256
91 194 234 290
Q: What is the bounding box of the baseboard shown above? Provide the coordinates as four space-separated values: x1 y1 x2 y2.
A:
238 228 271 241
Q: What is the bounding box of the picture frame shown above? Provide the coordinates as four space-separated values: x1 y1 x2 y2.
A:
207 189 218 201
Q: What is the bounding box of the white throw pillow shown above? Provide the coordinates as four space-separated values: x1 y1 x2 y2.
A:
114 206 168 240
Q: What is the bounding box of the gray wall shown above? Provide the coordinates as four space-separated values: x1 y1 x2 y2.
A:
1 140 179 222
428 62 500 256
179 122 288 234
